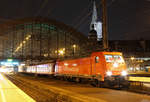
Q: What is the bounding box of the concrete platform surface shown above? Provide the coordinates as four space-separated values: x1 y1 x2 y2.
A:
0 73 35 102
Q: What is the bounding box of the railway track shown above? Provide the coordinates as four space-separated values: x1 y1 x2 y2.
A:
5 73 150 102
6 74 105 102
8 73 150 95
6 74 72 102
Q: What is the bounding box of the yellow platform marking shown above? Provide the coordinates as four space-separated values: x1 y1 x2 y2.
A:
129 77 150 83
0 73 36 102
0 85 6 102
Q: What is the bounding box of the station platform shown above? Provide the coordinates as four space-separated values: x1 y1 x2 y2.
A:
128 72 150 82
129 76 150 82
129 72 150 76
0 73 35 102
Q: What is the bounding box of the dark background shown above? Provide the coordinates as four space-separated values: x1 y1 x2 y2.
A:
0 0 148 40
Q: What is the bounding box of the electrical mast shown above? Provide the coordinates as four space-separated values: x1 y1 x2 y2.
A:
102 0 108 50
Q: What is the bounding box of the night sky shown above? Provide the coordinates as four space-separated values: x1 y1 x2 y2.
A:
0 0 149 40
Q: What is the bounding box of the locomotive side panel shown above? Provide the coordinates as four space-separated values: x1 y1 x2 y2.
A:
77 58 91 76
57 57 91 77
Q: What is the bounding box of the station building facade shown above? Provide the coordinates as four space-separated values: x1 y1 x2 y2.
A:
0 17 88 61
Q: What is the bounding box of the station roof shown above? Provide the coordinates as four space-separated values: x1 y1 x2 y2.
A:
0 17 87 40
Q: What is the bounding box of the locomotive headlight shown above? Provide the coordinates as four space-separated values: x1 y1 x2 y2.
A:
106 71 112 76
113 62 118 68
121 71 127 76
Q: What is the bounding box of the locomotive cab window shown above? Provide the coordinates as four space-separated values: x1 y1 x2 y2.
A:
105 55 124 63
95 56 99 63
105 55 113 62
114 55 124 63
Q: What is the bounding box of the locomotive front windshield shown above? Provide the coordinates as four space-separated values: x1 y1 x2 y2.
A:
104 55 124 63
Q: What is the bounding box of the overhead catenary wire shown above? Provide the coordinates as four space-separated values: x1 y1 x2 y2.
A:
35 0 49 17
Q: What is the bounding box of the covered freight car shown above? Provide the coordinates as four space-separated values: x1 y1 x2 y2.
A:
25 63 55 75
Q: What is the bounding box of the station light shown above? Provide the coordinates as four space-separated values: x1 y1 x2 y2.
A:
55 50 57 54
121 71 128 76
20 64 25 66
58 49 65 55
64 63 68 66
7 59 13 62
20 43 23 47
113 62 118 68
26 37 29 40
72 64 77 66
59 50 64 55
73 44 76 48
23 41 26 44
136 67 140 70
129 67 133 71
106 71 112 76
140 60 143 63
131 57 135 60
44 54 48 57
63 48 65 51
15 34 31 53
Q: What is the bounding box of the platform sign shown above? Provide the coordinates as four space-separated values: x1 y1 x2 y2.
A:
0 59 19 66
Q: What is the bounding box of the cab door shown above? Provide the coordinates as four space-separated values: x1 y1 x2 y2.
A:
91 56 100 75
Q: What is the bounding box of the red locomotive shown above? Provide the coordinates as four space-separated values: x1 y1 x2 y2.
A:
21 51 128 88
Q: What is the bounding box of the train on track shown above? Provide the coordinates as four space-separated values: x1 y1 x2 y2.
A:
19 51 129 88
